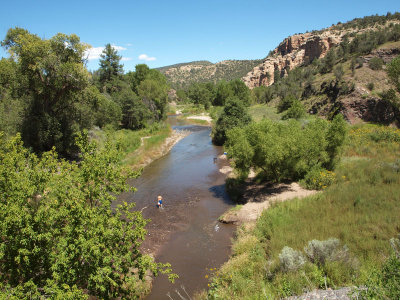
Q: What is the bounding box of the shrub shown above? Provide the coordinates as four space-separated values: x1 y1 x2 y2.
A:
277 95 296 113
304 238 350 266
279 247 306 272
367 82 374 91
281 99 306 120
369 57 384 70
301 167 336 190
359 235 400 299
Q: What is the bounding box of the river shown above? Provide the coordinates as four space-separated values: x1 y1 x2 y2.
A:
118 118 235 299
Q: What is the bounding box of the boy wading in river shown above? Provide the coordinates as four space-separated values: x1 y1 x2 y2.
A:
157 195 163 208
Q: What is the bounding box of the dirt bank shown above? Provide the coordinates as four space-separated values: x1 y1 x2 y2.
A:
218 156 318 224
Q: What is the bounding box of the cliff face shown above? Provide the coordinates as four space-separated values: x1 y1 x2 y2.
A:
243 31 342 88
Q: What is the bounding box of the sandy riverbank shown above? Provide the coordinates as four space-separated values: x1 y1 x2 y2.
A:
217 156 318 224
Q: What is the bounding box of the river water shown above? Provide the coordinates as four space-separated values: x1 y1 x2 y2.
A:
118 118 235 299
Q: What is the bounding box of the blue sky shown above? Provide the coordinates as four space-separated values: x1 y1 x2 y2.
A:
1 0 399 72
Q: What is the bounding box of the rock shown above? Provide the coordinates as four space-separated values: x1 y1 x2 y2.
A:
339 93 399 125
243 31 342 88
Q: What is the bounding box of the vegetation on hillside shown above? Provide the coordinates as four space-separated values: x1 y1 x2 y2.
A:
158 59 262 90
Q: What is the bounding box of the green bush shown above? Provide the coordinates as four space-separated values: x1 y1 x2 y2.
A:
367 82 374 91
301 167 336 190
281 99 306 120
226 115 347 182
277 95 296 113
368 57 384 70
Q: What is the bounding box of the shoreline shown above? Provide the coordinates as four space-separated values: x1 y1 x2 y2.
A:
126 128 192 171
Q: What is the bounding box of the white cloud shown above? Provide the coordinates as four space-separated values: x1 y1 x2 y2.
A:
138 54 156 61
121 57 132 61
85 45 127 60
126 43 133 47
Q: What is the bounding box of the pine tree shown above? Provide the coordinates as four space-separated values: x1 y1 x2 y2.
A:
99 44 123 91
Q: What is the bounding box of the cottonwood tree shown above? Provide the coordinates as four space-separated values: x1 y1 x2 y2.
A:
1 27 92 156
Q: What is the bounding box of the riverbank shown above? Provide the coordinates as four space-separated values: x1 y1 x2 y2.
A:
124 128 191 170
196 124 400 299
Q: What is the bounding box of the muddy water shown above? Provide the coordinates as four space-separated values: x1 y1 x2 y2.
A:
118 119 235 299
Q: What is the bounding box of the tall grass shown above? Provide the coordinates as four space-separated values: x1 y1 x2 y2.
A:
201 124 400 299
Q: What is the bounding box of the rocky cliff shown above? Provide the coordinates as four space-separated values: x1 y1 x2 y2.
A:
242 31 342 88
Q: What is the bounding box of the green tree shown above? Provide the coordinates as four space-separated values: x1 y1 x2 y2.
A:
369 57 384 70
2 27 92 156
281 99 306 120
214 80 233 106
211 97 252 146
98 43 124 92
229 79 251 106
387 55 400 92
138 78 168 121
0 133 176 298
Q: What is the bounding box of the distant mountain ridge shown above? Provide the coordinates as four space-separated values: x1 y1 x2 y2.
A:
156 59 262 89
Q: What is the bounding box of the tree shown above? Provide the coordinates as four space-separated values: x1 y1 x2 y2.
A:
387 55 400 92
214 80 233 106
369 57 384 70
2 27 92 156
98 43 123 92
0 133 176 298
211 97 252 146
281 99 306 120
228 79 251 106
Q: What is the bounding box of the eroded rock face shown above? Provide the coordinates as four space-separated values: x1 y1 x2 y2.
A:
339 95 399 125
242 32 342 88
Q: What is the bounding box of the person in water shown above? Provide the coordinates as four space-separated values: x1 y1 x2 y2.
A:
157 195 163 208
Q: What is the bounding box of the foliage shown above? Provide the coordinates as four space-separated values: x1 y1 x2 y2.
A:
226 115 347 182
301 167 336 190
368 57 384 70
211 97 252 146
277 94 296 113
0 132 175 298
304 239 350 266
1 27 92 156
281 99 306 120
156 59 262 90
204 123 400 299
98 43 124 92
279 247 306 272
387 55 400 92
359 235 400 300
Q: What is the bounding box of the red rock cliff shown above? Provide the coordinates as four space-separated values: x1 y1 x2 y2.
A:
242 31 342 88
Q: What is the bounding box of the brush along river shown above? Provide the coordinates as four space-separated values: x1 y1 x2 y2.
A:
117 117 235 299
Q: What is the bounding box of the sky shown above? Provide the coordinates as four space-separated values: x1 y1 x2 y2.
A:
0 0 399 72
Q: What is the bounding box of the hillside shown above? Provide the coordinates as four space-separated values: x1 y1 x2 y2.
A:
157 59 262 89
243 13 400 88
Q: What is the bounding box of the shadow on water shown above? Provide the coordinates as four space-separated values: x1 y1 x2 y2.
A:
117 120 235 299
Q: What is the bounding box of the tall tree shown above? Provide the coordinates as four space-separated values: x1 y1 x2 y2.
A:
98 43 123 92
2 27 92 155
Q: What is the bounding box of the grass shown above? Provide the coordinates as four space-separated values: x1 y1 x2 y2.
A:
199 123 400 299
249 104 282 122
90 123 172 169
